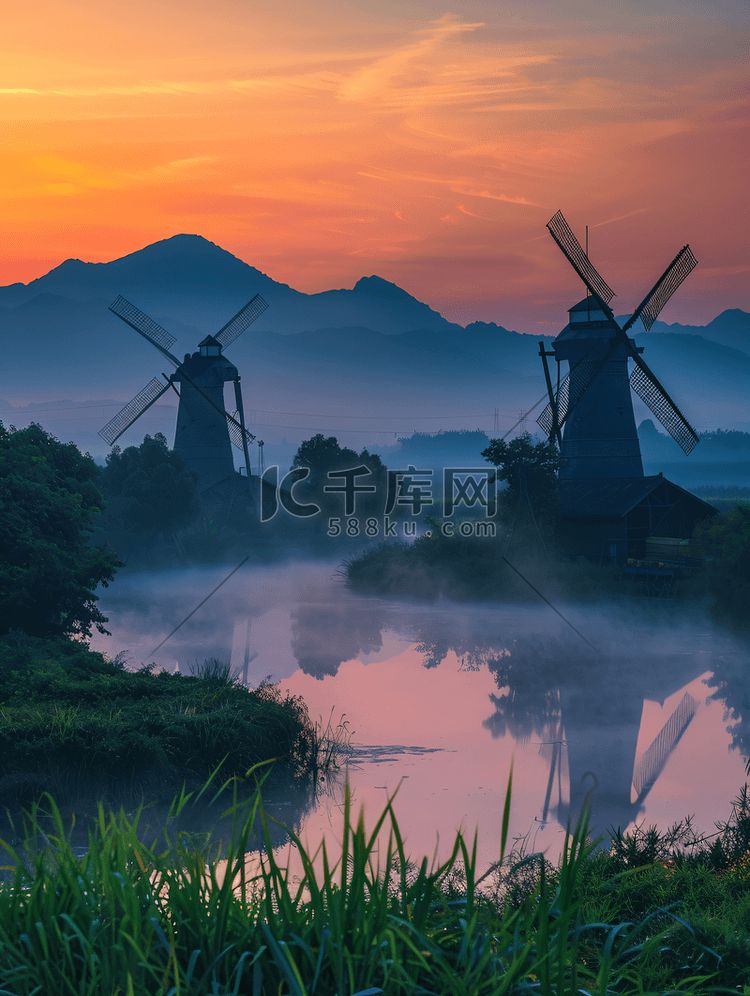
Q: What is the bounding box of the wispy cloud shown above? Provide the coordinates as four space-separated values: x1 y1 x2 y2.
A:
0 74 341 101
0 155 219 200
457 205 490 220
592 208 650 229
338 14 485 107
355 166 539 208
454 188 541 207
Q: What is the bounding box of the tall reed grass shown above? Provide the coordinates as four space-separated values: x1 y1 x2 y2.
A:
0 765 734 995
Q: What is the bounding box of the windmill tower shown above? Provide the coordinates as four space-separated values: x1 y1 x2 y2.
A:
536 212 715 561
99 294 267 492
538 210 699 479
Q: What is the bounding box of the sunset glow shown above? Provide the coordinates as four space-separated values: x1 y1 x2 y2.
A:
2 0 746 329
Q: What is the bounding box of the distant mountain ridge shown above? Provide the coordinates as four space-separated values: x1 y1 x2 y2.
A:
1 234 747 465
2 233 746 346
0 234 459 336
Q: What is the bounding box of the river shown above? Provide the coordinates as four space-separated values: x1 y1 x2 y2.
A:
90 559 750 869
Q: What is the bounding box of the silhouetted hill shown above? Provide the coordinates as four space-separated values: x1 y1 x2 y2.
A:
632 332 750 429
620 308 750 357
0 234 458 336
1 235 747 470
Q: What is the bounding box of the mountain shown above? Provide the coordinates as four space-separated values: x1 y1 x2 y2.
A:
620 309 750 358
0 234 457 336
1 235 747 472
631 332 750 429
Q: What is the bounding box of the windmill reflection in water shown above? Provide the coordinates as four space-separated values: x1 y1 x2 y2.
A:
480 637 706 844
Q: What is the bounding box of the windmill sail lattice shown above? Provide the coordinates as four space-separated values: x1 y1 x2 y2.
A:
632 692 697 803
546 210 616 304
537 360 604 436
226 412 254 449
216 294 268 348
622 245 698 333
99 377 170 446
630 363 699 454
109 296 177 353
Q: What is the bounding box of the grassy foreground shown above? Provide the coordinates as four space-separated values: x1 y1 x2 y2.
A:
2 771 750 994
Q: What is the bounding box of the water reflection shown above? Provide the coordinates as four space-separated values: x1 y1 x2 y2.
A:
291 593 385 680
0 773 318 872
92 562 750 848
482 645 705 838
403 617 718 840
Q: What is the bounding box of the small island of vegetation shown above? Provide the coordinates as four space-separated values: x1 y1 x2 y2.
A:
0 422 321 808
344 431 750 634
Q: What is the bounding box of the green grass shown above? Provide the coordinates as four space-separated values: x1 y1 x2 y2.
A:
1 767 745 995
0 633 318 805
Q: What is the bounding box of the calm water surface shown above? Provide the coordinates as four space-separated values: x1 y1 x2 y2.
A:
91 560 750 867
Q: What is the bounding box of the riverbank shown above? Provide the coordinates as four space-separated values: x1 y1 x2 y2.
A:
1 776 749 993
344 534 654 603
0 632 318 808
343 509 750 636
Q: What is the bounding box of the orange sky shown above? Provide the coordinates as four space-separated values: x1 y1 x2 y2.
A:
1 0 747 330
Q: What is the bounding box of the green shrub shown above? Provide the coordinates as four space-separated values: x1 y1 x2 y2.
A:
0 633 317 802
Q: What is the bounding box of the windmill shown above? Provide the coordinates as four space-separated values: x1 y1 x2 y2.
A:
100 294 267 491
537 210 699 481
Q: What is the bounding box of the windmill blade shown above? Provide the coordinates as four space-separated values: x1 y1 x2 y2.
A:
215 294 269 349
633 693 697 805
622 245 697 333
226 411 255 450
547 210 616 304
629 352 699 454
99 377 171 446
109 295 180 362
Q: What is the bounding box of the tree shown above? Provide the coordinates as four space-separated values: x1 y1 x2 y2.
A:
98 433 200 551
692 504 750 631
290 434 387 524
0 423 121 638
481 432 560 514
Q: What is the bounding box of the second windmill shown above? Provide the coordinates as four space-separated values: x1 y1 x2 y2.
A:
100 294 268 492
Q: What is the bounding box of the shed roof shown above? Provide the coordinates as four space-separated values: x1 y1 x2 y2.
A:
556 476 717 519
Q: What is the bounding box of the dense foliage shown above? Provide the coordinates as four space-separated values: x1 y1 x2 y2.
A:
0 633 315 799
690 504 750 631
395 428 491 462
345 534 631 603
97 432 201 554
640 421 750 456
696 428 750 454
0 422 121 638
481 430 560 515
290 433 388 526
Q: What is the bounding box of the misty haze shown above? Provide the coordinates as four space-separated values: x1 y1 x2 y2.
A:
4 225 750 863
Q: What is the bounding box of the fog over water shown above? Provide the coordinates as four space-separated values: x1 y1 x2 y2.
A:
91 559 750 866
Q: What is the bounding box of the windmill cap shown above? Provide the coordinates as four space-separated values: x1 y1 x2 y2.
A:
569 297 608 323
553 296 618 346
199 334 222 347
